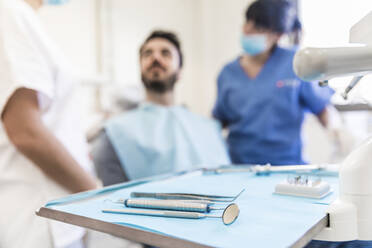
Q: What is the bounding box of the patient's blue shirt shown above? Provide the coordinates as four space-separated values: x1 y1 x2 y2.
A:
105 103 230 180
213 47 333 165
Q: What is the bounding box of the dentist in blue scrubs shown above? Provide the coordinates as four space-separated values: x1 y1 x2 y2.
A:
213 0 333 166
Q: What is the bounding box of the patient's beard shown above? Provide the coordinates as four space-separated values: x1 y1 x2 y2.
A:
142 72 178 94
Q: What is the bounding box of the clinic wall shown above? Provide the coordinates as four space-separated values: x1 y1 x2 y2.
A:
39 1 98 76
38 0 101 131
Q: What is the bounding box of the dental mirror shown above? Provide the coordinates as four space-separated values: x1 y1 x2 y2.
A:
221 203 240 225
207 203 240 225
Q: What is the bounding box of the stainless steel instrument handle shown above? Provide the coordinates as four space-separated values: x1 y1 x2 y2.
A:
102 208 205 219
130 192 236 202
130 192 235 199
164 210 204 219
125 199 210 213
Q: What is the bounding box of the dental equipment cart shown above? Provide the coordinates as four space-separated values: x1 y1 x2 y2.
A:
36 168 338 248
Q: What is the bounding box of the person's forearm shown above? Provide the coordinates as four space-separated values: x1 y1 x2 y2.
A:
13 124 97 193
2 88 97 193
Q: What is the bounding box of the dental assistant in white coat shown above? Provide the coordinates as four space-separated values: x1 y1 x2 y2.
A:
0 0 97 247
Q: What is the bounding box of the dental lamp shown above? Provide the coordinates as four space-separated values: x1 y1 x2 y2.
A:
293 11 372 242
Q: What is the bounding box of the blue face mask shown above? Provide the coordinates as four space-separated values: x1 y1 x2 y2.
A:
240 34 268 56
43 0 70 5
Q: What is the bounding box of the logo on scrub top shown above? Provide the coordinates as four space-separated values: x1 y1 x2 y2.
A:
276 79 300 88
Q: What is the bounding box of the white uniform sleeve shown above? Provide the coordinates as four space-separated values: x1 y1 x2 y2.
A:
0 0 55 116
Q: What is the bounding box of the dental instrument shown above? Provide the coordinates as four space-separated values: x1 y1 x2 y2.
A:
204 164 326 175
130 189 245 202
102 203 240 225
341 76 363 100
122 199 225 213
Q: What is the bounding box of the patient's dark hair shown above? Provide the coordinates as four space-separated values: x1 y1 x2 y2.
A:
245 0 301 34
140 30 183 68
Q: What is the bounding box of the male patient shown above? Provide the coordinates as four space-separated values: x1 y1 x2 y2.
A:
92 30 230 186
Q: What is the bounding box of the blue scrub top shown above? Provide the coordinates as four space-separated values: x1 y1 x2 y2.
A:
213 47 333 165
